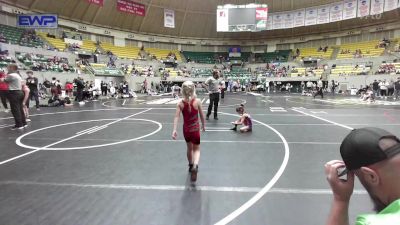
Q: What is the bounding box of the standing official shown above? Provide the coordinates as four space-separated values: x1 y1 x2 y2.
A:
204 71 223 120
0 64 26 129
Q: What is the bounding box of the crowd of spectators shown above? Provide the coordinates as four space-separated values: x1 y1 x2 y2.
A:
20 30 41 44
368 78 400 100
20 53 73 72
255 63 290 77
376 63 400 75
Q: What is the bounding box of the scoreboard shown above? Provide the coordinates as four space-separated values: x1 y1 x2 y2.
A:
217 4 268 32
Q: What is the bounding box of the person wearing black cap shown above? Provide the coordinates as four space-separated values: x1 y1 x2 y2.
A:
325 127 400 225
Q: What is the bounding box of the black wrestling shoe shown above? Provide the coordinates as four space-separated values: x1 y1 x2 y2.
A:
188 164 193 172
190 165 198 182
214 117 218 120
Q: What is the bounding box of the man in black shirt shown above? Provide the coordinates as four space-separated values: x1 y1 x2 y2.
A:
26 71 40 110
372 80 379 97
74 77 85 102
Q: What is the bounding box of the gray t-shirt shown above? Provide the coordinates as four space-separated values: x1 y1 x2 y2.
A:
5 73 22 90
205 76 222 94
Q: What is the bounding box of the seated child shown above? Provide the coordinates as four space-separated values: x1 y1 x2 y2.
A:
231 104 252 132
362 88 375 102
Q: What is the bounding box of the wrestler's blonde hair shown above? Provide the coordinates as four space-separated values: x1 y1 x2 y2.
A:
181 81 196 100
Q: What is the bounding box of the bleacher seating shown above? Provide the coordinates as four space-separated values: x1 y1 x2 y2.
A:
183 52 216 64
255 50 291 62
223 67 252 80
191 68 213 77
146 48 182 61
122 64 155 76
81 40 97 53
38 32 97 53
38 32 65 51
330 65 371 76
290 67 324 77
101 43 140 59
297 47 333 59
337 40 384 59
0 24 42 47
183 51 252 64
15 51 74 72
90 63 124 76
0 54 16 68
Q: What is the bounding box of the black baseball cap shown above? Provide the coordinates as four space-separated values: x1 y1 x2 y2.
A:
340 127 400 170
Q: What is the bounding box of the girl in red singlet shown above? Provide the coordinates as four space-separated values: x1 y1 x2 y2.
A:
231 104 252 133
172 81 206 182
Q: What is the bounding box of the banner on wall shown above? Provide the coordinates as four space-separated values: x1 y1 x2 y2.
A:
370 0 384 15
255 7 268 31
266 14 273 30
330 2 343 22
357 0 371 17
283 12 293 29
216 9 229 31
293 9 305 27
384 0 398 11
87 0 103 6
317 5 330 24
273 13 284 30
17 14 58 29
164 9 175 28
343 0 357 19
305 7 318 26
117 0 146 16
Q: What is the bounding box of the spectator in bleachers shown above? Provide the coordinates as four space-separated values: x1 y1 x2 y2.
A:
46 33 56 39
0 32 6 43
354 49 363 58
378 38 390 48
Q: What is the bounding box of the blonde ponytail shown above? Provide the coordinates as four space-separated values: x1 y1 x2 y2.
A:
181 81 196 112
